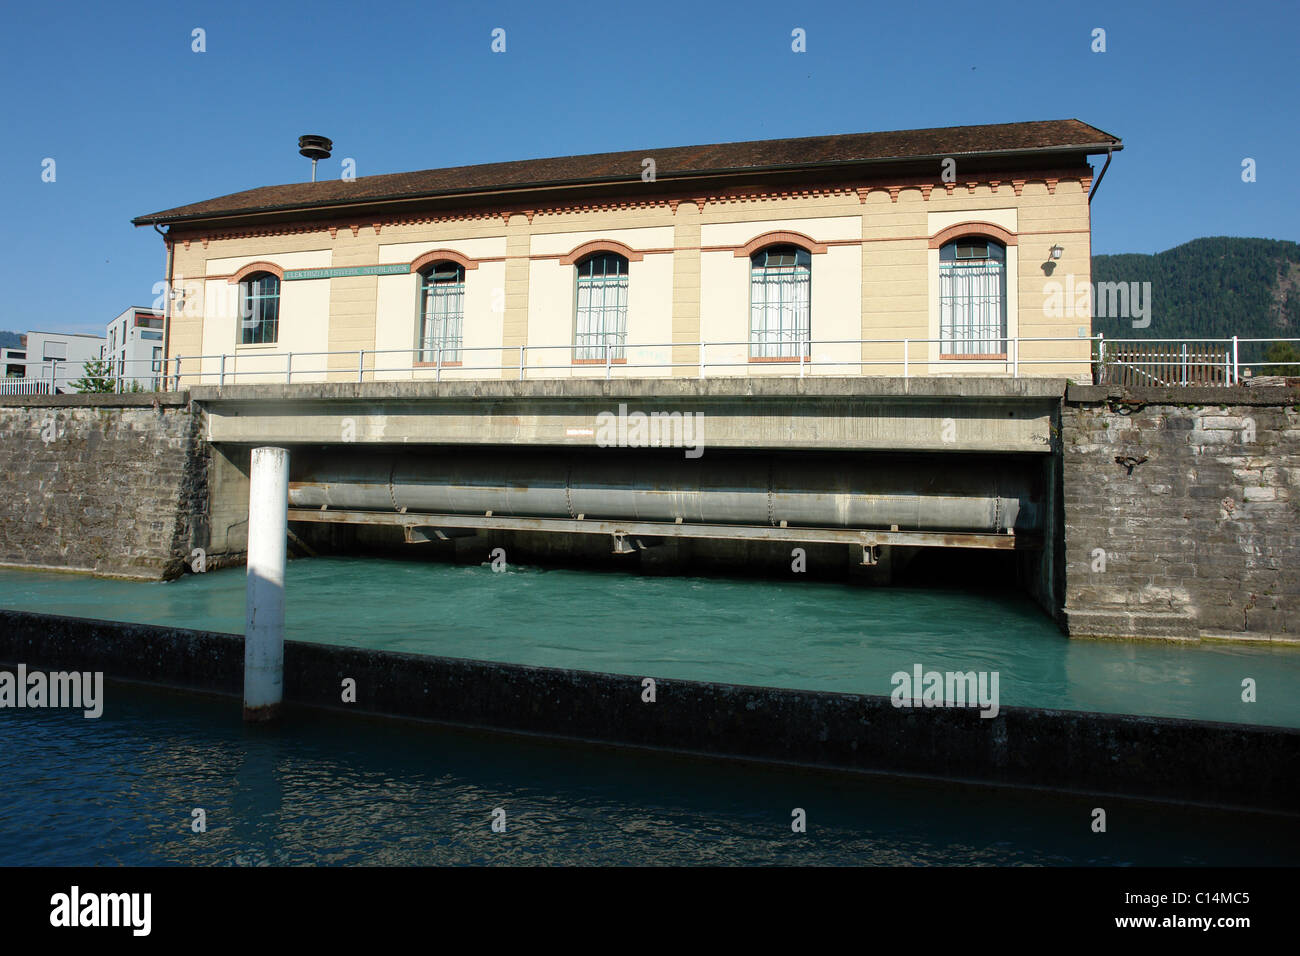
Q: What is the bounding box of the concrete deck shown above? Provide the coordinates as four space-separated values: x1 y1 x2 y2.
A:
190 376 1068 453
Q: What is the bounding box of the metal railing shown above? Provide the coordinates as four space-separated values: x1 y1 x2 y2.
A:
149 335 1300 390
6 338 1293 395
0 358 166 396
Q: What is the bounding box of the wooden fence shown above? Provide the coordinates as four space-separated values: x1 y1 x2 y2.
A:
1098 342 1232 386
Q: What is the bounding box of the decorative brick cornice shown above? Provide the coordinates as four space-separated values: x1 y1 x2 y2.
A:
169 168 1093 247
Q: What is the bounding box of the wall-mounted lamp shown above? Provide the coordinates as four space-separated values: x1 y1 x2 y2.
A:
1049 244 1064 260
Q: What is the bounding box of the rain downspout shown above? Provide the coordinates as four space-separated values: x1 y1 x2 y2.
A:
154 223 173 389
1088 146 1113 204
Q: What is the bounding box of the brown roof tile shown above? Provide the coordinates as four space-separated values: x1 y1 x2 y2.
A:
133 119 1120 226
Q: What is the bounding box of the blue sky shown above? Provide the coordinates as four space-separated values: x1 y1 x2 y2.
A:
1 0 1296 334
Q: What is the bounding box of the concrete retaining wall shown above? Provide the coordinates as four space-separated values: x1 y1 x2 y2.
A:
1062 385 1300 643
2 609 1295 813
0 394 208 579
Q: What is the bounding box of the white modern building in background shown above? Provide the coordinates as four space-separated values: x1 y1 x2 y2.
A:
105 306 165 389
0 307 163 395
0 331 106 394
1 342 26 380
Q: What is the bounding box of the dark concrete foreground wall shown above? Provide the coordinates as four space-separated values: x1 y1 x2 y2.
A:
0 394 207 579
2 609 1296 813
1062 385 1300 643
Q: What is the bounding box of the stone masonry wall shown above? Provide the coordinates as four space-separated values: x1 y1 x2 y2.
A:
1062 384 1300 643
0 394 208 579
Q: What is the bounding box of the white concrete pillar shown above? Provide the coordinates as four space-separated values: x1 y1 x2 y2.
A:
244 446 289 722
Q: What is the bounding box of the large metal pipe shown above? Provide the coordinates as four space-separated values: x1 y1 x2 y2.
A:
287 449 1040 534
245 446 289 722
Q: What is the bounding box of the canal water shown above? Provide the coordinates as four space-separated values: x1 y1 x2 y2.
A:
1 556 1297 727
2 681 1296 866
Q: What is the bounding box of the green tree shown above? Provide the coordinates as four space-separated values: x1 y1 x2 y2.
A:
1261 341 1300 376
71 356 116 393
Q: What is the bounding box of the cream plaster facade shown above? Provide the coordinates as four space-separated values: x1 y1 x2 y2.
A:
162 170 1096 386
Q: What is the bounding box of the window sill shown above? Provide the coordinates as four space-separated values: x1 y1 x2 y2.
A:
748 355 810 363
235 342 280 350
572 358 628 365
413 361 463 368
940 353 1007 360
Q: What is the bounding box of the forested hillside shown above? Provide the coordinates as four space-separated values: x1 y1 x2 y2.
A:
1091 237 1300 345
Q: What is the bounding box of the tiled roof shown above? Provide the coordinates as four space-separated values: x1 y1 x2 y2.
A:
133 119 1120 226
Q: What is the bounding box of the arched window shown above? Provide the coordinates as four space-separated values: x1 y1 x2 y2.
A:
239 272 280 345
939 237 1007 356
750 244 810 359
574 252 628 362
418 261 465 363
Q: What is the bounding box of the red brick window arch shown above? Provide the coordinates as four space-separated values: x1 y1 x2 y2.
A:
228 261 284 284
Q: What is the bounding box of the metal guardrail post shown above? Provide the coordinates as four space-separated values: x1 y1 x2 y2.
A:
1012 338 1019 378
519 345 525 380
1096 334 1104 385
436 346 443 383
219 354 226 387
605 342 612 381
1232 336 1239 384
286 352 293 384
174 356 182 390
903 339 909 379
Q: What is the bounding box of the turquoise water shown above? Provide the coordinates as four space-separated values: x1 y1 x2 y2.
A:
1 557 1297 726
2 682 1296 866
